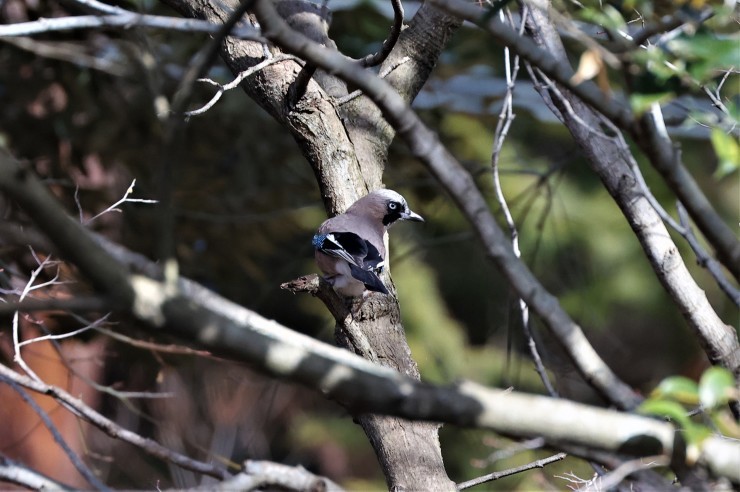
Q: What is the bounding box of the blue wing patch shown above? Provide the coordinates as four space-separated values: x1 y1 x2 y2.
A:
313 232 388 294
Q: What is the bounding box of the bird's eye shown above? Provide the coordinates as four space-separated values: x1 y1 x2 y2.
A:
388 202 399 210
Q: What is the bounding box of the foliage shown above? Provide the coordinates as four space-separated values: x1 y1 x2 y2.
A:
639 367 739 463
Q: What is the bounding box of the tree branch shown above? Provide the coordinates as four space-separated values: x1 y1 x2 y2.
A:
457 452 567 490
0 375 110 490
0 12 264 41
0 456 74 491
0 364 231 480
355 0 404 67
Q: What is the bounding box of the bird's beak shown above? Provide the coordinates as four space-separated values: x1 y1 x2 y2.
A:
402 210 424 222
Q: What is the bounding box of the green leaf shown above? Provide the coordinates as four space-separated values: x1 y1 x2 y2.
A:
579 4 627 31
629 92 675 116
667 34 740 82
651 376 699 404
711 128 740 179
699 366 735 409
638 399 691 429
683 423 713 465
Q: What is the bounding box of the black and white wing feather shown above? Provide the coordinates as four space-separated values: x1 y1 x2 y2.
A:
313 232 388 294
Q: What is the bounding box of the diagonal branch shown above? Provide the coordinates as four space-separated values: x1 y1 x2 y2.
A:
0 456 75 491
355 0 404 67
0 376 110 490
0 13 264 41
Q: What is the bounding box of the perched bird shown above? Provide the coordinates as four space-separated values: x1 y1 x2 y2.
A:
312 189 424 297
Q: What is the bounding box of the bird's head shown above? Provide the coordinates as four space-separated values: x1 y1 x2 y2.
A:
347 189 424 227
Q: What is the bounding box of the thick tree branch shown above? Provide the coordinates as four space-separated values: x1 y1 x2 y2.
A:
636 113 740 279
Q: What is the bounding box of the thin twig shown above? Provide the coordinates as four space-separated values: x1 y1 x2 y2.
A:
600 113 740 306
186 55 299 117
0 375 111 491
158 0 256 267
12 253 55 381
335 56 411 105
573 455 669 491
489 6 558 398
0 296 110 315
0 13 265 41
457 452 567 490
94 325 215 357
68 0 127 15
0 363 230 480
474 437 545 468
356 0 404 67
0 37 129 76
677 202 740 305
17 314 110 348
85 179 157 225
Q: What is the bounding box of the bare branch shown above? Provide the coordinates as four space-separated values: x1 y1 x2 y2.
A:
0 13 265 42
575 456 669 492
336 56 411 105
489 6 557 398
677 203 740 306
85 179 157 225
457 452 567 490
522 5 740 382
356 0 404 67
0 456 75 491
186 460 344 491
17 314 110 348
0 364 230 480
0 37 130 76
94 326 215 357
0 296 110 315
0 375 110 490
186 54 301 117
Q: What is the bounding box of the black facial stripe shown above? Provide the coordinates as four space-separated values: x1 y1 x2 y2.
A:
383 211 402 225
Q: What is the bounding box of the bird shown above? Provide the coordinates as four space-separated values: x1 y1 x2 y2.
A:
312 189 424 297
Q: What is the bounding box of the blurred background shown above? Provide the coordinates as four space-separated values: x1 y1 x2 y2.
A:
0 0 737 488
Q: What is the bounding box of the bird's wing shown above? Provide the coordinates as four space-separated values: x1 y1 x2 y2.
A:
347 263 389 295
313 232 369 267
314 231 389 294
